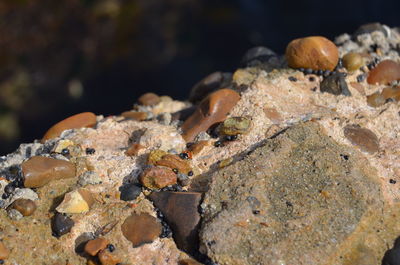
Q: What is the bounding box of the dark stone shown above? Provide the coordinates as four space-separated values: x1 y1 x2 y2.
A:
75 232 95 254
353 23 388 38
188 72 232 103
240 46 276 67
149 191 202 255
52 213 75 237
320 72 351 96
171 106 197 122
119 183 142 201
382 237 400 265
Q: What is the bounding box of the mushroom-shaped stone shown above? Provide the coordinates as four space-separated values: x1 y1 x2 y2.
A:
56 188 95 214
121 213 161 247
21 156 76 188
42 112 97 142
285 36 339 71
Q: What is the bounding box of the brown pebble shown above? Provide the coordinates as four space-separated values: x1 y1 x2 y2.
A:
22 156 76 188
179 258 203 265
367 60 400 85
343 124 379 154
182 88 241 142
285 36 339 71
155 154 192 175
219 117 252 136
125 143 144 156
120 111 148 121
367 92 386 107
98 248 121 265
139 166 177 189
0 241 10 259
188 140 210 156
263 107 283 124
381 86 400 101
149 191 202 254
42 112 96 142
121 213 161 247
11 198 37 216
138 92 160 106
84 237 109 256
342 52 365 72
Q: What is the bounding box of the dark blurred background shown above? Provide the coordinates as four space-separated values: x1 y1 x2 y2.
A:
0 0 399 155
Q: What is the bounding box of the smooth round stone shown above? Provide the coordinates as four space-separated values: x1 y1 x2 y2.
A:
342 52 365 72
285 36 339 71
139 166 177 190
42 112 97 142
137 92 160 106
84 237 109 256
343 125 379 154
51 213 75 237
121 213 161 247
367 60 400 85
219 117 252 136
22 156 76 188
11 198 37 216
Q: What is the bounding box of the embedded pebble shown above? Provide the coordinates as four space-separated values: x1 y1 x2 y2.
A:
367 92 386 107
0 241 9 260
84 237 109 256
182 89 241 142
188 140 210 156
344 124 379 154
125 143 144 156
98 248 121 265
78 171 102 186
147 149 168 165
11 198 36 216
119 183 141 201
285 36 339 71
56 188 95 214
120 111 148 121
21 156 76 188
342 52 365 72
219 117 252 136
51 213 75 237
7 208 23 220
320 72 351 96
155 154 192 175
367 60 400 85
139 167 177 189
138 92 161 106
42 112 97 142
149 191 202 254
179 258 203 265
189 72 232 103
121 213 161 247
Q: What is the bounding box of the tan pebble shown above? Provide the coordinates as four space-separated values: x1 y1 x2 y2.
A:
343 124 379 154
147 149 168 165
179 258 203 265
120 111 148 121
367 92 386 107
285 36 339 71
98 248 121 265
11 198 37 216
219 117 252 136
53 139 75 153
22 156 76 188
367 60 400 85
182 88 241 142
263 107 283 124
138 92 160 106
0 241 10 259
219 157 233 168
139 166 177 189
155 154 192 174
84 237 109 256
121 213 161 247
342 52 365 72
188 140 210 155
381 86 400 101
125 143 144 156
42 112 96 142
56 188 94 214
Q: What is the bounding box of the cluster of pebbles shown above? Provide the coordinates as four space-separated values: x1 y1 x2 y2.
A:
1 23 400 264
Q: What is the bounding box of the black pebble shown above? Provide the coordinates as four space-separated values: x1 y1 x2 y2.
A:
225 135 238 141
304 68 313 75
309 76 316 82
4 184 15 194
288 76 297 82
61 148 70 156
179 153 189 160
356 74 366 83
382 246 400 265
52 213 75 237
214 141 223 147
85 148 95 155
107 244 115 252
320 72 351 96
390 179 397 184
119 183 142 201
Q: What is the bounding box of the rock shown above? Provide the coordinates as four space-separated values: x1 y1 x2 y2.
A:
285 36 339 71
147 149 168 165
139 166 177 189
182 89 241 142
367 60 400 85
200 122 383 265
51 213 75 237
77 171 102 186
121 111 148 121
320 72 351 96
21 156 76 188
179 258 203 265
187 140 210 156
241 46 276 66
367 91 386 107
119 183 142 201
84 237 109 256
98 248 121 265
343 124 380 154
137 92 161 106
125 143 144 156
149 191 202 254
10 198 37 216
342 52 365 72
219 117 252 136
382 238 400 265
155 154 192 175
189 72 232 103
42 112 97 142
56 188 95 214
121 213 161 247
0 241 9 259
